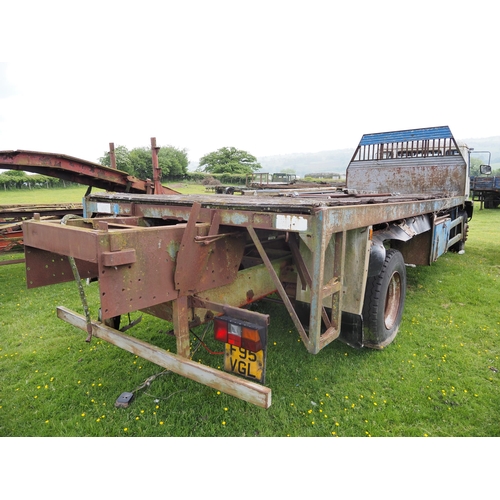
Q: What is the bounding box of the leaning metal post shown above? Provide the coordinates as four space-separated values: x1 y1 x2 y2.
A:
151 137 163 195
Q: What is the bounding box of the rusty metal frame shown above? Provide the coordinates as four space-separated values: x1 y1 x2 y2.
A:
0 145 178 195
22 212 286 407
19 126 472 407
22 186 469 404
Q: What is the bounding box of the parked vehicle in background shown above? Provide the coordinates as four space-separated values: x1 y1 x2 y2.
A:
470 164 500 209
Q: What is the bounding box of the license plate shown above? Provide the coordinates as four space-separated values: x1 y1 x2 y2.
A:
224 344 266 384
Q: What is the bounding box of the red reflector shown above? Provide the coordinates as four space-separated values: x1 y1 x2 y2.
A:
214 318 228 343
227 335 242 347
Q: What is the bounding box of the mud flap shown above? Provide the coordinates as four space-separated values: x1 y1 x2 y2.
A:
338 312 364 349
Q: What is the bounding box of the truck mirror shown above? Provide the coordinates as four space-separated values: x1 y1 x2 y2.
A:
480 164 492 175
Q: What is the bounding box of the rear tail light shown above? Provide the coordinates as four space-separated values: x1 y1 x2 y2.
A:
228 322 242 347
214 318 228 343
214 315 267 352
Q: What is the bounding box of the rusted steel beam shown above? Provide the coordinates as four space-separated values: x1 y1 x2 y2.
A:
0 150 179 195
246 225 311 348
174 204 245 296
0 258 25 266
151 138 164 196
25 246 98 287
288 234 332 330
190 296 270 327
321 197 467 234
0 235 23 252
0 203 83 220
186 255 289 321
85 192 467 233
23 219 100 262
57 306 272 408
23 216 247 320
139 255 287 326
109 143 117 169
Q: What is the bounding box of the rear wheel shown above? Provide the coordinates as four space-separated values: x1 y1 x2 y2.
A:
362 249 406 349
484 194 500 209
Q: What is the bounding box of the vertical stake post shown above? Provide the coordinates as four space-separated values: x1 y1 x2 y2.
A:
109 143 116 169
151 137 162 195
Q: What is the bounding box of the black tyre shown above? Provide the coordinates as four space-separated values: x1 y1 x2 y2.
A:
362 249 406 349
484 194 500 209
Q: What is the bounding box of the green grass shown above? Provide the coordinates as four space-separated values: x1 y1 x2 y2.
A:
0 186 94 204
0 182 207 205
169 182 212 195
0 199 499 436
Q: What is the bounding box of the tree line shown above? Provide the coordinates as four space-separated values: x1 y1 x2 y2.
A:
99 144 189 180
98 144 262 180
0 145 263 191
0 170 77 190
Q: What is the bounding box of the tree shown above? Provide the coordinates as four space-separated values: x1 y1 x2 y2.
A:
158 146 189 178
98 144 189 180
128 147 154 179
198 147 261 174
1 170 28 189
99 145 134 174
469 157 483 177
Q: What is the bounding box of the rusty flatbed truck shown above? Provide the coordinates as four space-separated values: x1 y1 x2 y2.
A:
22 126 473 408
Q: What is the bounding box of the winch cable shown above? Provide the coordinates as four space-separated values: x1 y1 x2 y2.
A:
132 370 171 394
115 370 173 408
190 322 224 357
61 214 93 342
116 324 220 408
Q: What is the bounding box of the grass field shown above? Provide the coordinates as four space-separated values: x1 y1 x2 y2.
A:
0 183 207 205
0 190 499 437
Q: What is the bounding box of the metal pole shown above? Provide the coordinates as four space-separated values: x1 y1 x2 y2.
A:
151 137 162 195
109 143 116 169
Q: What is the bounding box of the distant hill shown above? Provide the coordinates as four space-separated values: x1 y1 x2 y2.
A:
257 149 354 177
187 149 354 176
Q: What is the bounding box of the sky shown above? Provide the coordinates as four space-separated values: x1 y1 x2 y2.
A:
0 0 498 168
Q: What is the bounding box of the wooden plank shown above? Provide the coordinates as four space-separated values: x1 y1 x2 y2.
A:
56 306 272 409
172 296 190 358
0 258 25 266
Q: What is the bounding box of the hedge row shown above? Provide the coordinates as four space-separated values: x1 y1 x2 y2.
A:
184 172 248 185
0 170 249 190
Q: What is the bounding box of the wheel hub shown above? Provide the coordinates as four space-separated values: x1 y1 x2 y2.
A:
384 271 401 329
